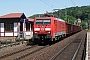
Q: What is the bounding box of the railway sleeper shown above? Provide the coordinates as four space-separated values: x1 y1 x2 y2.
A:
14 46 47 60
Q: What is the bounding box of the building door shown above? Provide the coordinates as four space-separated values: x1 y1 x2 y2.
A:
20 22 23 31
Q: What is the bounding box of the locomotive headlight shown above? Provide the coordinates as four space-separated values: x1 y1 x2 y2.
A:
48 32 50 33
45 28 51 31
35 32 38 33
34 28 40 31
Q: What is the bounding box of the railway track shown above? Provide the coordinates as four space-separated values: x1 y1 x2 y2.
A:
0 42 20 49
49 31 86 60
0 45 48 60
20 31 85 60
0 31 86 60
14 46 48 60
0 45 36 59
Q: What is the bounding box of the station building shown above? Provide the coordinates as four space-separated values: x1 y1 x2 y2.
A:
0 13 33 39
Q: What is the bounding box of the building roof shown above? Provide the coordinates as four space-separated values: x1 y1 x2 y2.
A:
27 18 34 22
0 13 25 18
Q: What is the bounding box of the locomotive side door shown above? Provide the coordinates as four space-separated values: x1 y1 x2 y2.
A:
54 20 57 33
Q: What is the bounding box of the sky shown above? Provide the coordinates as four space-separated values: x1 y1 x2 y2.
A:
0 0 90 17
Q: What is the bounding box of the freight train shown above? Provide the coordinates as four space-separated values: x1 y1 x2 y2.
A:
31 14 82 44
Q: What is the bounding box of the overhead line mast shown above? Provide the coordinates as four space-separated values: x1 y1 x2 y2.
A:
53 9 60 18
71 0 77 25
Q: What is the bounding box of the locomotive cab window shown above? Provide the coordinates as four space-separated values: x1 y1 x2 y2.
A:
36 19 51 24
36 20 43 24
43 20 50 24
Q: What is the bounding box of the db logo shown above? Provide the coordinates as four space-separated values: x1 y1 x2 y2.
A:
41 28 44 31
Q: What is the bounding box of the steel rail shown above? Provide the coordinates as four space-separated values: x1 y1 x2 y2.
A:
71 33 86 60
14 45 48 60
49 31 84 60
0 45 37 59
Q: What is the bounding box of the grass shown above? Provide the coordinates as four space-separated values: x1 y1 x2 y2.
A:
87 29 90 32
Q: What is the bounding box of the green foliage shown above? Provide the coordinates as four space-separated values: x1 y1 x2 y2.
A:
88 29 90 32
78 21 88 29
67 15 75 24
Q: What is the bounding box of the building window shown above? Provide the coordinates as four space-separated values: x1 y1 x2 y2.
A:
0 23 1 28
5 23 14 32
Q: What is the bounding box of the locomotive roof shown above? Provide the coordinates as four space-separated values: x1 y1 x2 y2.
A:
35 17 65 22
35 17 52 19
55 18 65 22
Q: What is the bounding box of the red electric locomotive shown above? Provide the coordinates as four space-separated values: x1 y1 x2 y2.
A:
31 14 82 44
32 14 66 44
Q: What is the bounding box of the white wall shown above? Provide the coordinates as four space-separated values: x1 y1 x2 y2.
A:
5 33 13 36
14 22 18 36
23 22 26 31
1 23 4 36
1 23 4 32
14 22 17 32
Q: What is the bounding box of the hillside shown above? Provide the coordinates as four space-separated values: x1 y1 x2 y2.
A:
29 5 90 29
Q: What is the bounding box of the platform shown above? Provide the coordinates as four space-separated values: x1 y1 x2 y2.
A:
86 32 90 60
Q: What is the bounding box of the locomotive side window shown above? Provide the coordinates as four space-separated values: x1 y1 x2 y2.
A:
36 19 51 24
